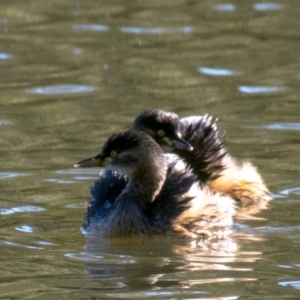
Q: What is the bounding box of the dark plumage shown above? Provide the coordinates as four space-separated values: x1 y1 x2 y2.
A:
75 130 235 236
131 110 225 183
131 110 193 151
131 110 271 209
176 115 226 183
83 170 128 229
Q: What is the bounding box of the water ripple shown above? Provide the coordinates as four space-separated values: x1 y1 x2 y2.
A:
15 225 34 233
74 176 98 180
252 225 300 234
279 187 300 195
253 3 282 11
265 123 300 131
0 18 8 24
0 206 45 215
0 120 10 126
278 264 293 269
36 240 56 246
72 48 83 55
25 84 96 95
65 252 137 264
271 193 287 199
73 24 110 32
0 52 13 59
0 172 28 179
106 290 237 299
213 4 236 11
46 169 100 184
44 178 77 184
199 67 240 76
120 26 194 34
56 169 100 175
4 241 43 250
238 85 286 94
66 203 85 209
278 279 300 290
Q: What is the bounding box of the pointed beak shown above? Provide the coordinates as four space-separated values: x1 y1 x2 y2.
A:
171 133 193 151
74 153 110 168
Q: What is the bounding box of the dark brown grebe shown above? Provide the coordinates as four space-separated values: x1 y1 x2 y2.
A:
74 130 235 237
131 110 271 210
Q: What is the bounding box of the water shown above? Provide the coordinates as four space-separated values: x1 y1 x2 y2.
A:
1 0 300 298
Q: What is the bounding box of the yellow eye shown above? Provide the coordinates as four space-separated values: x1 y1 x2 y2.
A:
110 150 117 157
157 129 165 137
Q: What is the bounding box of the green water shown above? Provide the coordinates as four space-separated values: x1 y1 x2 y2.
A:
1 0 300 299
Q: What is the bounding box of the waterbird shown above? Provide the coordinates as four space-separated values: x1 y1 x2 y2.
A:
74 130 235 237
131 110 271 210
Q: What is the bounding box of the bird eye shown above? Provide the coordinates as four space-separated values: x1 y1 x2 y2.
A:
157 129 165 137
110 150 117 157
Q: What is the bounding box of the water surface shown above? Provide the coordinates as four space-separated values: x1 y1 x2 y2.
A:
1 0 300 299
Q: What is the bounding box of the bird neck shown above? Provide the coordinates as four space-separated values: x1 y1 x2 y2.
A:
120 159 167 206
107 163 166 235
107 192 150 235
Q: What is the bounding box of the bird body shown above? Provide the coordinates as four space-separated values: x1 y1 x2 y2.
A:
74 108 270 237
131 110 271 209
180 115 271 207
75 130 235 237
